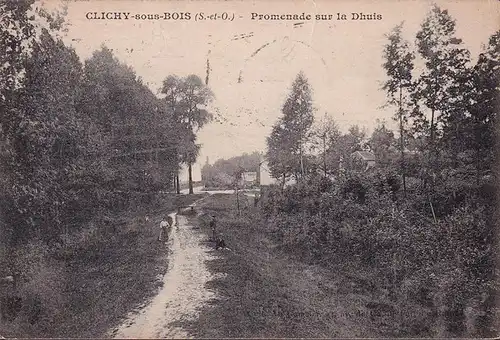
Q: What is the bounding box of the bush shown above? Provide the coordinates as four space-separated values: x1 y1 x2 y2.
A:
259 168 496 336
1 240 66 336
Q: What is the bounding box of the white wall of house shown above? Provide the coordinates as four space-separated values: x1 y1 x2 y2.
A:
259 161 276 186
242 171 257 183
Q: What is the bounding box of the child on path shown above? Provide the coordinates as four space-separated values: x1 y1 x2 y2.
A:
158 216 172 242
209 215 217 241
215 233 226 250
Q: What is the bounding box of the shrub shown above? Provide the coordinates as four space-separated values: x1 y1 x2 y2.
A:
1 240 66 336
259 168 496 336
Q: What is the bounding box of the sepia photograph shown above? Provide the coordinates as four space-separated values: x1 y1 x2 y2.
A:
0 0 498 338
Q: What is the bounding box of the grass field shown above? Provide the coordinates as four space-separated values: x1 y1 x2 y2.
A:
178 193 406 338
54 193 205 337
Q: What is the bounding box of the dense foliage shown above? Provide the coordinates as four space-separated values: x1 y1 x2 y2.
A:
261 5 498 337
267 72 314 182
160 74 214 194
0 2 207 335
201 152 261 188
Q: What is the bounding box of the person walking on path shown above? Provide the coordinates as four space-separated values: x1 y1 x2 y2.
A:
158 216 171 242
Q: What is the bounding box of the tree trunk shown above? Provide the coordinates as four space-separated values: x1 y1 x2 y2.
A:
453 122 459 169
399 86 407 198
235 185 240 216
176 174 180 194
299 145 305 178
430 108 436 193
188 162 193 194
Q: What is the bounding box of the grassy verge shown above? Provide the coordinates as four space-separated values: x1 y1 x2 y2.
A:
55 193 205 338
179 193 395 338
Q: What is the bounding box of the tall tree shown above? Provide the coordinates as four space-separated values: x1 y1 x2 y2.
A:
0 18 90 246
466 31 499 181
311 113 341 177
335 125 366 171
161 75 213 194
382 22 415 197
79 47 178 193
267 122 293 183
369 121 397 168
0 0 37 247
159 75 183 192
267 72 314 182
413 5 471 188
0 0 35 102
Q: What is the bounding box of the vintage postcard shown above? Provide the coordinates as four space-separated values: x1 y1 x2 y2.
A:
0 0 498 338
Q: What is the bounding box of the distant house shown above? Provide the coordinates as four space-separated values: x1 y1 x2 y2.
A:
258 161 277 186
351 150 376 171
242 171 257 187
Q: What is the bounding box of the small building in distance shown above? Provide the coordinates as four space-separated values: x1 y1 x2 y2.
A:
241 171 257 187
351 150 376 171
258 161 276 186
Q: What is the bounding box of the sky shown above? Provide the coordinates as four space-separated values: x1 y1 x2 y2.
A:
42 0 499 181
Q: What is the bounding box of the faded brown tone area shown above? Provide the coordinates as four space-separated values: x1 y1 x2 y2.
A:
49 0 498 178
2 0 496 337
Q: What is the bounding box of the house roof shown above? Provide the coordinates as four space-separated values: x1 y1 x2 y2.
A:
352 150 375 161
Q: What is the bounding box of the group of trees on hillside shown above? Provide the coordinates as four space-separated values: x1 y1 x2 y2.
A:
263 5 498 337
201 152 261 188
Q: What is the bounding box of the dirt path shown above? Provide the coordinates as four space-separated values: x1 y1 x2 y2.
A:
109 211 218 339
